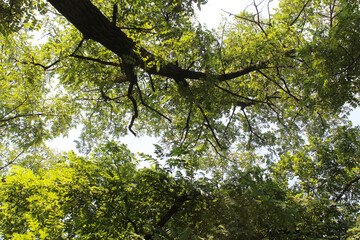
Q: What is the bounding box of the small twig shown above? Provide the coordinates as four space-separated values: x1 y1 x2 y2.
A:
206 139 225 158
223 106 236 138
242 109 264 143
193 125 204 148
71 54 120 67
185 60 196 71
1 96 29 120
267 0 273 26
218 22 227 74
0 149 26 171
290 0 311 26
14 38 84 71
334 175 360 202
135 82 171 122
15 58 61 71
288 107 303 130
71 38 85 55
222 9 271 27
253 0 267 36
148 73 156 92
180 107 192 144
257 69 300 102
266 101 290 131
215 84 262 103
198 106 223 150
0 113 45 123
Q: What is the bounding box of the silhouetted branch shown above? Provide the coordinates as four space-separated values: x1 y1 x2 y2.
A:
334 175 360 202
198 106 223 150
71 54 120 67
144 192 200 240
290 0 311 26
0 149 26 171
136 83 171 122
123 63 138 136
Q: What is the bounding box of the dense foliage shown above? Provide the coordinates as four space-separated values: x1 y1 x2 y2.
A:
1 0 360 239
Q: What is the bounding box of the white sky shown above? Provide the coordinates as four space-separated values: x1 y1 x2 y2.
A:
46 0 360 154
196 0 279 29
196 0 253 29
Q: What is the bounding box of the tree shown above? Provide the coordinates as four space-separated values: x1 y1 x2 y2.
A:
2 0 360 155
273 124 360 239
1 138 360 239
0 143 200 239
1 0 360 238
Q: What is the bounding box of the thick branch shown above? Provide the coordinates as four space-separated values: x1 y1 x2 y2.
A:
123 63 138 136
47 0 276 83
157 195 190 228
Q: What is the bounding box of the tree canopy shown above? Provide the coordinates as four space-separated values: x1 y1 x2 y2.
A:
1 0 360 239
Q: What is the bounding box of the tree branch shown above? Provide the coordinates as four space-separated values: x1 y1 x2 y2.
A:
0 113 46 123
0 149 26 171
290 0 311 26
15 58 61 71
242 109 265 144
71 54 120 67
135 83 171 123
144 192 199 240
223 10 270 26
257 69 300 102
334 175 360 202
122 63 138 136
112 4 117 26
180 107 192 144
198 106 223 150
47 0 282 85
2 96 29 120
215 84 262 103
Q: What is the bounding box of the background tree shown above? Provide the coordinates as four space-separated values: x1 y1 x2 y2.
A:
0 32 76 170
1 137 360 239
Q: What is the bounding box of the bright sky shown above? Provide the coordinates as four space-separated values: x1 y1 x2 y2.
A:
196 0 279 29
46 0 360 154
196 0 252 29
